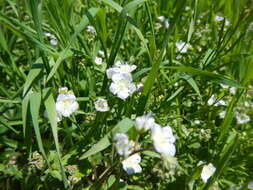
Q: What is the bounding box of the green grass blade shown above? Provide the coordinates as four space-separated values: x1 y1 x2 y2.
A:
0 117 19 134
23 58 43 96
22 94 30 138
203 132 238 190
167 66 244 88
29 92 48 164
43 88 69 188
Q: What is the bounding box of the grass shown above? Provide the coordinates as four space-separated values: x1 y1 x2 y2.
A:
0 0 253 189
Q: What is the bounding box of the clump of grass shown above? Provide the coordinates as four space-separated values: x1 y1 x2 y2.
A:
0 0 253 189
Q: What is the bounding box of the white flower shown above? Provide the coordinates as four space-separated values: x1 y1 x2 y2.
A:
135 114 156 132
236 112 250 124
215 15 230 26
207 95 226 106
248 181 253 190
215 99 226 106
176 42 191 53
44 32 58 46
155 23 163 30
94 56 103 65
157 16 170 29
151 124 176 156
215 15 224 22
158 16 166 22
136 82 144 92
44 32 53 38
113 133 134 157
50 38 58 46
109 73 136 100
219 111 226 119
122 154 142 175
220 84 229 89
94 98 109 112
98 50 105 57
230 87 237 95
201 163 216 183
56 88 79 117
106 61 137 79
86 25 96 33
194 120 201 125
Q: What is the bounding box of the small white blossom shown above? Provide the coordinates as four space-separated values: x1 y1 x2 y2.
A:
151 124 176 156
50 38 58 46
136 82 144 92
109 73 136 100
157 16 170 29
106 61 137 79
56 88 79 117
122 154 142 175
201 163 216 183
44 32 53 38
176 42 191 53
94 56 103 65
220 84 229 89
98 50 105 57
236 112 250 124
194 120 201 125
94 98 109 112
230 87 237 95
197 161 205 166
158 16 166 22
248 181 253 190
215 15 224 22
208 95 216 105
45 32 58 46
215 15 230 26
155 23 163 30
135 114 156 132
219 111 226 119
208 95 226 106
113 133 134 157
86 25 96 33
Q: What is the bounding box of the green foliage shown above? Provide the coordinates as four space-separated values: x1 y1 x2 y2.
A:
0 0 253 189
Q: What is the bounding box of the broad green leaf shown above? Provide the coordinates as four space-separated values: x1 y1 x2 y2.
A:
80 118 135 160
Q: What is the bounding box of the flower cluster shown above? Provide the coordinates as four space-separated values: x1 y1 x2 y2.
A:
106 61 137 100
113 114 177 175
44 32 58 46
155 15 170 29
136 114 177 156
